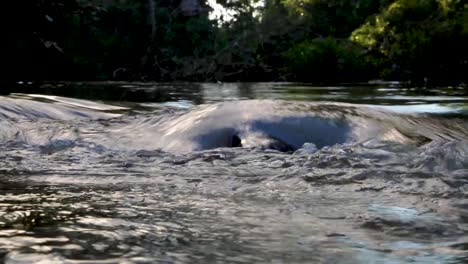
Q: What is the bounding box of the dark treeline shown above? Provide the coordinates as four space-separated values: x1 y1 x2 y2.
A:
3 0 468 85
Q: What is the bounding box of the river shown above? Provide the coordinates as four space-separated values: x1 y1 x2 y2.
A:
0 82 467 263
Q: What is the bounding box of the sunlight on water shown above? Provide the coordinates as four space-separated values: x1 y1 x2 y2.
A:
0 82 467 263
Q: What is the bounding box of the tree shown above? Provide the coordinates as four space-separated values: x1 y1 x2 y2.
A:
351 0 468 84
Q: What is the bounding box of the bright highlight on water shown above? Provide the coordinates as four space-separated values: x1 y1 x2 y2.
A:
0 83 467 263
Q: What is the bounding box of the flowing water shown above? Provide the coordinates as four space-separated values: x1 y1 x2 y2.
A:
1 82 468 263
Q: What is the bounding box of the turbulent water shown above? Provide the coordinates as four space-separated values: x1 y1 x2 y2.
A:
1 83 468 263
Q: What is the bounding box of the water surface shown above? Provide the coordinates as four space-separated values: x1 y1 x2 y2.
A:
0 82 467 263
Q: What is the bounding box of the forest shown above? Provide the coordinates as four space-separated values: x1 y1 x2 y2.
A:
4 0 468 85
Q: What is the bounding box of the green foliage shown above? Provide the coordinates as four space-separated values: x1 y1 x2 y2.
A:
66 2 147 78
284 38 375 82
281 0 393 37
4 0 468 84
351 0 468 83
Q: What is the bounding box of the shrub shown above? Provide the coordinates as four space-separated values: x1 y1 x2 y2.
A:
283 37 377 82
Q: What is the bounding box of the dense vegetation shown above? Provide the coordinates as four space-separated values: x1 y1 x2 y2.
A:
4 0 467 85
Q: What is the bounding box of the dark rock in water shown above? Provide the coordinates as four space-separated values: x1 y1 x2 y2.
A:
231 135 242 148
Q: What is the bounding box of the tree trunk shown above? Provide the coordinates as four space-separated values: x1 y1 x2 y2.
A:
148 0 157 41
140 0 157 76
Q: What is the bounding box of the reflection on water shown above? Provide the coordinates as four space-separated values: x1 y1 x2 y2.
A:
7 82 468 112
0 82 467 263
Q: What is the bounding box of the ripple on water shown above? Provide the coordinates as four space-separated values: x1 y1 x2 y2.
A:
0 96 467 263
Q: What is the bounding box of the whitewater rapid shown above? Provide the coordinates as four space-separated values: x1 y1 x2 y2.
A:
3 97 462 153
0 94 467 264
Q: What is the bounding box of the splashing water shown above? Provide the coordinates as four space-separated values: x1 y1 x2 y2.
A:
0 84 467 263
